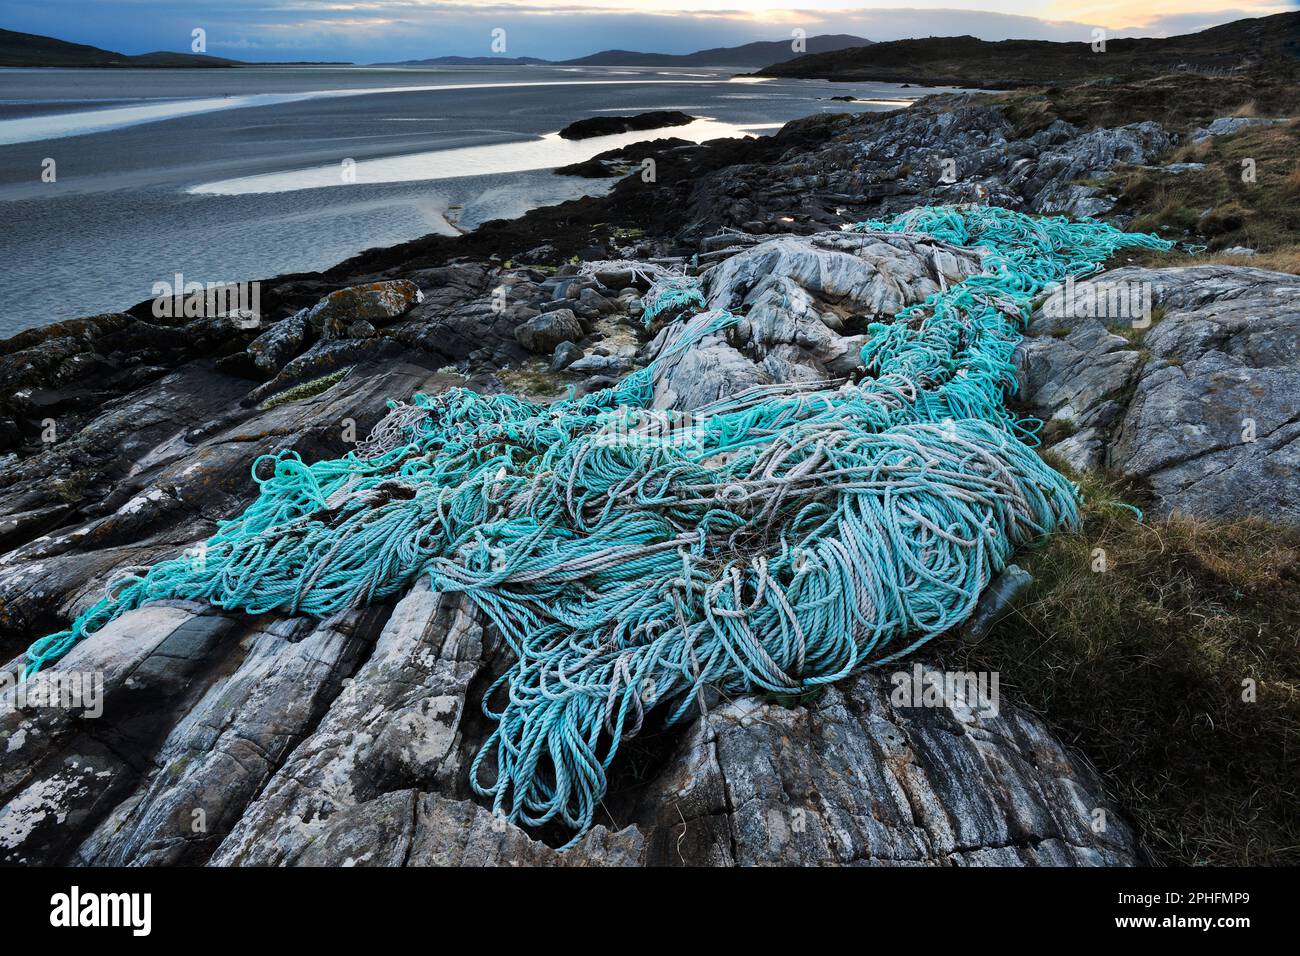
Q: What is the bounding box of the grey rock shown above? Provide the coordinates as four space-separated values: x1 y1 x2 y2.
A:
406 794 642 866
246 338 403 407
577 287 619 316
209 582 483 865
1048 427 1109 473
1026 121 1172 217
648 330 770 411
389 264 531 365
551 277 588 301
540 298 579 313
1017 319 1142 434
1191 116 1288 142
589 266 640 289
706 231 981 323
76 609 380 865
0 315 133 394
682 97 1177 237
245 311 311 376
551 341 583 371
515 309 582 354
520 243 555 262
8 577 1135 867
576 374 620 396
649 231 982 410
567 354 632 375
623 668 1141 866
0 603 243 864
1018 265 1300 523
303 280 422 329
0 360 448 649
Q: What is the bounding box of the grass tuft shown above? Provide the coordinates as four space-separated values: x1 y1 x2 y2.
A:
258 367 351 410
1115 121 1300 253
936 470 1300 865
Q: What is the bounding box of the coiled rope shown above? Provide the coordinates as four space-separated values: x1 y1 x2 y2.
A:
23 206 1174 842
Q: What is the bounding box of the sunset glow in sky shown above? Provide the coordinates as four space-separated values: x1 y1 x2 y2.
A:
1 0 1292 62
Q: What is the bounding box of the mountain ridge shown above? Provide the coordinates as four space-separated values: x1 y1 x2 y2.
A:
377 35 872 68
1 27 867 70
562 34 872 67
0 26 353 67
0 26 245 68
757 12 1300 87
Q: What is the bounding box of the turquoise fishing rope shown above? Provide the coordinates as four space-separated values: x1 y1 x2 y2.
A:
21 206 1175 842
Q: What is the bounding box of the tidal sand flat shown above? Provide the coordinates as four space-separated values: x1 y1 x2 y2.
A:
0 66 932 333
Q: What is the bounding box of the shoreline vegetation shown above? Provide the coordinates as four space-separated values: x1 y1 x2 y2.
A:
1 12 1298 865
940 468 1300 865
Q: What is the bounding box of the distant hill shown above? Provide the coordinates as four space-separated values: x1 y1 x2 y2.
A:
0 27 244 67
757 12 1300 87
116 50 244 68
379 35 872 69
0 27 353 67
562 35 872 67
2 26 875 71
380 55 549 66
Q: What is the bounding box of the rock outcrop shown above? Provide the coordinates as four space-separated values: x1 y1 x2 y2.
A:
0 240 1151 866
2 85 1290 867
1 582 1140 866
650 230 982 410
559 111 695 141
1017 265 1300 523
682 96 1173 239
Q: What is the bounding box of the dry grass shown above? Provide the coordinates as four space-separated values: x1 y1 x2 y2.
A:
1287 166 1300 196
1115 121 1300 253
936 471 1300 865
963 67 1300 869
995 74 1300 138
1167 136 1214 164
993 76 1299 257
1189 244 1300 274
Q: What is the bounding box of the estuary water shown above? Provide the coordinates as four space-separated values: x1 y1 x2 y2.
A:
0 65 940 334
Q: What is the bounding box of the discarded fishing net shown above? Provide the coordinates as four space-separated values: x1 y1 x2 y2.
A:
23 206 1175 841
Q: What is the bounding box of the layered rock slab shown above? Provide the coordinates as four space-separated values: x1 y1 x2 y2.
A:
1018 265 1300 523
650 230 983 410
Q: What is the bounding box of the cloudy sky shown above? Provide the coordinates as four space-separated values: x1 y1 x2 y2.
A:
2 0 1292 62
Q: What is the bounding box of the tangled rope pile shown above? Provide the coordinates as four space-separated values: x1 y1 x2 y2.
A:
576 258 703 328
24 205 1175 842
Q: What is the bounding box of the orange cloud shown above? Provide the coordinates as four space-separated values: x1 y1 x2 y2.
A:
1045 0 1287 29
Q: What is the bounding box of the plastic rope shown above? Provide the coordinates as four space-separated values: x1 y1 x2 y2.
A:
23 205 1176 844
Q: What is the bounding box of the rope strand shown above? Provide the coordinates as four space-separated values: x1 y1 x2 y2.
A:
22 206 1176 844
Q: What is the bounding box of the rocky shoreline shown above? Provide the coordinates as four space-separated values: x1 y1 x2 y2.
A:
1 87 1296 865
